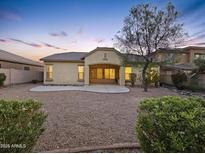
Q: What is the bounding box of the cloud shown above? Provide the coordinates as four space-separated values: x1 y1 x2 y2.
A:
198 22 205 28
191 30 205 37
77 26 84 35
7 37 68 50
69 40 77 45
50 31 67 37
42 42 67 51
183 33 205 45
194 42 205 45
10 38 42 48
94 37 105 43
0 9 22 21
0 39 7 43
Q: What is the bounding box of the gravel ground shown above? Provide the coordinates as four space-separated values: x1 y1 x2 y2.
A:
0 84 179 152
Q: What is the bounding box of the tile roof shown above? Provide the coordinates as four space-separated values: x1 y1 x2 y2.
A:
40 52 88 62
161 63 198 70
157 46 205 53
0 49 43 67
82 47 122 58
40 47 145 62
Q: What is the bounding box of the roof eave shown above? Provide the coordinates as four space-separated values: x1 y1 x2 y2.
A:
0 59 43 67
42 60 84 63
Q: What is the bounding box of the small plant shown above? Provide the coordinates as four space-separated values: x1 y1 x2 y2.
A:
0 73 6 86
171 71 187 89
130 73 136 87
136 96 205 152
0 99 47 152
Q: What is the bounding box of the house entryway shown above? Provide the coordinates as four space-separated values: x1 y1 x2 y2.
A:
89 64 120 84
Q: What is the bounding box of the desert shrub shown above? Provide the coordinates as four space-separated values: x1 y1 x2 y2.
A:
171 72 187 89
0 99 47 152
130 73 136 87
136 96 205 153
0 73 6 86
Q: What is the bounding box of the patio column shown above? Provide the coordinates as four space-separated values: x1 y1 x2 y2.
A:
119 66 125 86
84 65 89 85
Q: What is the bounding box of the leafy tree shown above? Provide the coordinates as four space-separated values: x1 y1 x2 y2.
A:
116 2 186 91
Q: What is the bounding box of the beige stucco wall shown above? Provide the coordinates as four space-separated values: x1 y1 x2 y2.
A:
155 49 205 64
84 50 125 85
44 62 84 85
198 74 205 88
0 68 43 85
160 69 205 88
160 69 173 85
0 60 43 71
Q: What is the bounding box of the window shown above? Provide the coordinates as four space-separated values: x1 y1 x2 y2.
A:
46 65 53 81
104 69 110 79
97 68 103 79
194 53 205 60
24 66 30 70
104 68 115 79
78 66 84 81
125 67 132 81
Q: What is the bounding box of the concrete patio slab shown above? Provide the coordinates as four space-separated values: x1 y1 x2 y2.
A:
30 85 130 93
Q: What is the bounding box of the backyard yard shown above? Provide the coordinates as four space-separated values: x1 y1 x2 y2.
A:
0 84 180 152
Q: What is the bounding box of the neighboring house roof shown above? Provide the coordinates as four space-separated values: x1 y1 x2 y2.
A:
161 63 198 70
40 52 88 62
157 48 187 53
157 46 205 53
0 49 43 67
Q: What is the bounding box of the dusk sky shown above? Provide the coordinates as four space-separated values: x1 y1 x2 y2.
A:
0 0 205 61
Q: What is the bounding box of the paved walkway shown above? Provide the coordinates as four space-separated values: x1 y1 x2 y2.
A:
30 85 130 93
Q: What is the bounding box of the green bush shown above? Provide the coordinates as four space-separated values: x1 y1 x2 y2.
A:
171 72 187 90
0 73 6 86
136 96 205 152
0 99 47 152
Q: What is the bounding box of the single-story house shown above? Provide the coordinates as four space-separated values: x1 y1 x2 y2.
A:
40 47 144 86
0 49 44 85
0 49 43 71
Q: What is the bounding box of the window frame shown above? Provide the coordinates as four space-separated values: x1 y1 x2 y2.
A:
125 66 132 81
24 66 30 71
194 53 205 60
46 64 53 81
78 65 84 81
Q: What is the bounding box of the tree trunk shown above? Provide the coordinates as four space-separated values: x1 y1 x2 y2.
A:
142 61 149 92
